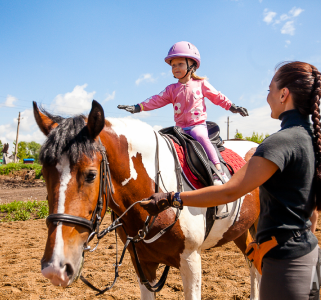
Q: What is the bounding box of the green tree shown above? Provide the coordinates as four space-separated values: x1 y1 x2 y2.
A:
17 141 29 162
0 140 3 153
27 141 41 163
12 141 42 163
245 132 269 144
234 131 244 139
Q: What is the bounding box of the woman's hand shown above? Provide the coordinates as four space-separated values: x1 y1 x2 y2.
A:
229 104 249 117
140 192 174 215
117 104 141 114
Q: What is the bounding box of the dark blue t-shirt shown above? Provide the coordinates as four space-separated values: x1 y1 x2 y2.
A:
253 109 318 259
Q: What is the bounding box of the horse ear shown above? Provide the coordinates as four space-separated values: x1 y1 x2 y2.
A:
3 143 8 153
33 101 58 136
87 100 105 139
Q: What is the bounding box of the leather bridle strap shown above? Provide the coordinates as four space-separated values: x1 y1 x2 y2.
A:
46 214 93 231
131 241 170 292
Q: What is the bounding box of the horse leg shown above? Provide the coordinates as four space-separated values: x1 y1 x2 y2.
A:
130 256 158 300
179 249 202 300
233 229 261 300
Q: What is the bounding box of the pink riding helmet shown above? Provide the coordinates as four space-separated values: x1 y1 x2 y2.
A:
164 41 201 69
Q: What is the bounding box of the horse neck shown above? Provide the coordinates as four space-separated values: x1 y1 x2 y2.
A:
100 118 160 220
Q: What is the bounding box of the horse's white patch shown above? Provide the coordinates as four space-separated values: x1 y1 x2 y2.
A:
108 118 177 191
121 157 137 186
137 276 156 300
52 154 72 265
179 249 202 299
201 196 244 250
56 154 72 214
223 140 258 160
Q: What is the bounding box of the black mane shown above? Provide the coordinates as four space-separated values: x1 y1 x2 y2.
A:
39 109 99 165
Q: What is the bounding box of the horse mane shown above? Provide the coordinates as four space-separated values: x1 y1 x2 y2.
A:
39 108 99 165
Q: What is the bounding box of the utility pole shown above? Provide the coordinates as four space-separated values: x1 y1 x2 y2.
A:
225 116 233 140
14 112 21 163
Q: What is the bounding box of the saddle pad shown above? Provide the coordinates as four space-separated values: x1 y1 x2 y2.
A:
172 141 246 190
220 148 246 173
173 142 205 189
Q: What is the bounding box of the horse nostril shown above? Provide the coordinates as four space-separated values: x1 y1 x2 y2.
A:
65 263 74 278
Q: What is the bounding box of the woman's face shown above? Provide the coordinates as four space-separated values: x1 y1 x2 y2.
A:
267 75 286 119
171 57 188 79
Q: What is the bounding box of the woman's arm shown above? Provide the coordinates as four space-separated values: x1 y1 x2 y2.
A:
181 156 278 207
181 156 279 207
140 156 279 215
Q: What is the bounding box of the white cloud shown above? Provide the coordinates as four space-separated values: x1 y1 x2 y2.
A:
50 84 95 114
104 91 116 102
285 40 291 48
153 125 163 131
279 14 289 21
264 6 304 36
216 105 281 140
135 74 156 85
263 9 277 24
281 21 295 35
259 0 263 3
0 95 18 107
290 7 304 17
132 111 151 119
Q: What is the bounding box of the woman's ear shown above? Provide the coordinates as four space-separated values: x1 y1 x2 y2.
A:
280 87 290 103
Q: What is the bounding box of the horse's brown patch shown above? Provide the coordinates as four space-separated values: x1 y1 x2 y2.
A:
215 147 260 250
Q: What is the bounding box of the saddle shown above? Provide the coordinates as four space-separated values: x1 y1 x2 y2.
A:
159 121 229 187
159 122 240 242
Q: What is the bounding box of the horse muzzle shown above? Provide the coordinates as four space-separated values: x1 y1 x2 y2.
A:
41 258 77 287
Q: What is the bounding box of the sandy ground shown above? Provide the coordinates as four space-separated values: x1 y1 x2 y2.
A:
0 215 256 300
0 172 320 299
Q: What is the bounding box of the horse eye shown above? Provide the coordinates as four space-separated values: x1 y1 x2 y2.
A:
86 172 97 182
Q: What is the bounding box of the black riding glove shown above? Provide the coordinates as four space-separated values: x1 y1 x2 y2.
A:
117 104 141 114
140 192 175 216
229 104 249 117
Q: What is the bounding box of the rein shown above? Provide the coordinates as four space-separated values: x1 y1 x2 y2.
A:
45 133 180 295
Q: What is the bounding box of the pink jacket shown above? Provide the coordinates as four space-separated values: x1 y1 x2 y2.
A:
138 78 232 128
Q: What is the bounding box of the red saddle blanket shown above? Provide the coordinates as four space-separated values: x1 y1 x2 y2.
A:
173 141 246 189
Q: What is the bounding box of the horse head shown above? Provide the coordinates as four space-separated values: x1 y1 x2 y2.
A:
34 100 108 287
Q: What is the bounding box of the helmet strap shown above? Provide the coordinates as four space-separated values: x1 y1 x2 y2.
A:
182 58 196 79
173 58 196 79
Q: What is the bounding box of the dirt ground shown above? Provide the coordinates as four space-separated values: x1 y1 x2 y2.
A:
0 172 47 203
0 173 320 300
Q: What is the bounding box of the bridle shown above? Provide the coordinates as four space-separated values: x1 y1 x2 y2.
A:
46 138 112 242
45 134 181 295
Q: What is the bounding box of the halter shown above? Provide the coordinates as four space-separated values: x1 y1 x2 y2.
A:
45 133 181 295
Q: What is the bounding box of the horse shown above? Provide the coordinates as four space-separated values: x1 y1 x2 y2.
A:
34 100 261 300
2 143 14 164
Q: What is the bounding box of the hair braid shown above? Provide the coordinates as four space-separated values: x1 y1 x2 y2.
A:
311 68 321 209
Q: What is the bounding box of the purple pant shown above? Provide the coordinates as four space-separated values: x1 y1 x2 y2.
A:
184 124 220 165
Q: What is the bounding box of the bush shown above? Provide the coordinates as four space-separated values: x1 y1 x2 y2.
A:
0 163 42 179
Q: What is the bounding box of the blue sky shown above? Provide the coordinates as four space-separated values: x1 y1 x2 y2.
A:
1 0 320 151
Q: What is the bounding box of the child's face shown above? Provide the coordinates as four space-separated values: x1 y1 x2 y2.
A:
171 57 188 79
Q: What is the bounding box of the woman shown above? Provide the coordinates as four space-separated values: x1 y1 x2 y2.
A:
140 61 321 300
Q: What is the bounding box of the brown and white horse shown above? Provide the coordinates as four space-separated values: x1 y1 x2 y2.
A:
34 100 261 300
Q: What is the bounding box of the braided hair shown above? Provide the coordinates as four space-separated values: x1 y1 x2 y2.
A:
275 61 321 209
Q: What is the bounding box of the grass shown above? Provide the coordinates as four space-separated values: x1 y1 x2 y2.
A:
0 200 48 222
0 162 42 179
